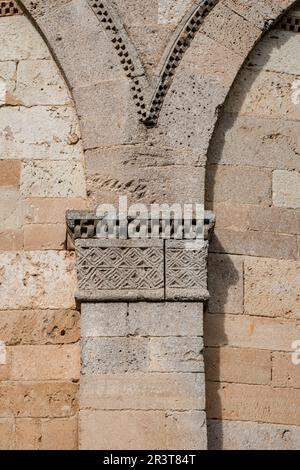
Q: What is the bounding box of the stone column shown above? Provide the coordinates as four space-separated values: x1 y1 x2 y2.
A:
66 212 214 450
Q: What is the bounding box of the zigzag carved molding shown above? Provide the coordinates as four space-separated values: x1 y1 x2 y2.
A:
88 0 219 126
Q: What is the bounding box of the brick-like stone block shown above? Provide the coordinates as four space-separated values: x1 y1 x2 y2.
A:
76 239 164 301
165 240 209 300
0 188 32 230
0 309 80 345
208 253 244 314
80 373 205 411
128 302 203 337
0 230 24 250
15 419 42 450
79 410 167 450
24 224 67 250
149 337 204 372
0 418 14 450
205 347 271 385
26 197 86 224
0 161 21 187
208 419 300 450
273 170 300 209
81 303 128 337
41 417 78 450
206 165 272 205
0 382 78 418
10 344 80 381
165 411 207 450
204 314 300 352
15 59 70 106
272 352 300 388
244 257 300 319
207 382 300 425
0 251 77 310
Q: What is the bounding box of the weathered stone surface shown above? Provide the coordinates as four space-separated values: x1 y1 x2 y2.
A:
210 229 298 260
244 257 300 319
0 16 49 61
0 309 80 345
0 418 15 450
204 314 300 352
15 59 70 106
272 352 300 388
208 253 244 314
207 382 300 425
149 337 204 372
76 239 164 301
201 1 261 57
10 344 80 381
85 146 205 206
0 188 32 230
80 373 205 410
15 419 42 450
208 419 300 450
0 61 16 104
128 302 203 337
224 0 293 29
81 303 128 338
208 114 300 171
166 411 207 450
158 0 194 25
0 251 77 309
0 161 21 187
25 197 86 224
80 410 167 450
205 347 271 385
225 69 300 121
0 230 24 250
0 382 78 418
24 224 66 250
41 417 78 450
21 160 86 198
81 337 149 374
0 106 82 161
165 240 209 301
206 165 272 205
273 170 300 209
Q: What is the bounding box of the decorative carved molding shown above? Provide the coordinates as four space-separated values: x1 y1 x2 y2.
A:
278 6 300 32
0 0 22 16
88 0 219 126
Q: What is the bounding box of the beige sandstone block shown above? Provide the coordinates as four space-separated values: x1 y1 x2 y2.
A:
208 253 244 314
15 419 42 450
0 251 76 310
225 69 300 121
273 170 300 209
0 418 14 450
245 257 300 319
80 410 167 450
208 419 300 450
0 309 80 345
0 188 32 230
10 344 80 381
41 417 78 450
158 0 194 25
21 160 86 198
272 352 300 388
165 411 207 450
0 382 78 418
15 59 70 106
207 382 300 425
0 230 24 250
0 62 17 104
210 229 298 260
0 16 49 61
204 314 300 352
24 224 66 250
205 347 271 385
80 373 205 411
0 161 21 187
224 0 292 29
25 197 86 224
206 165 271 205
0 106 82 161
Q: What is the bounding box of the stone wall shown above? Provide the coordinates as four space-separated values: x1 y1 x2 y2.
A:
0 7 86 449
206 3 300 449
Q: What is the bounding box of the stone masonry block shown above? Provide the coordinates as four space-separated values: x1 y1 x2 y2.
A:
80 373 205 411
81 303 128 337
273 170 300 209
75 239 164 301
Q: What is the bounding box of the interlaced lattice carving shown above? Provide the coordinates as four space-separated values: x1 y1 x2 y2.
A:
0 0 22 16
88 0 219 126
